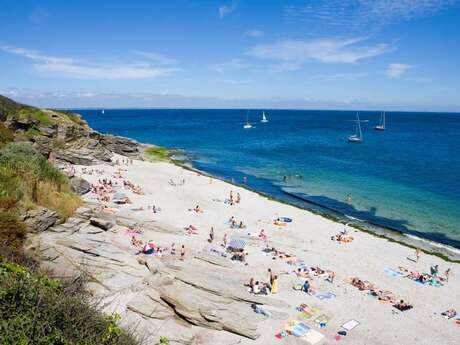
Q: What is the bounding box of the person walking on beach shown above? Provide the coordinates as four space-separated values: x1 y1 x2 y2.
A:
415 248 421 263
268 268 275 290
229 190 233 203
170 243 176 255
222 233 228 248
236 192 241 204
209 227 214 243
445 268 451 282
180 245 185 260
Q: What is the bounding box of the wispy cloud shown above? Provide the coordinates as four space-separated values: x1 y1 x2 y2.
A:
210 58 248 73
219 0 239 18
244 29 265 38
30 6 50 24
386 63 412 78
218 79 252 84
246 37 390 69
284 0 456 33
1 46 179 79
312 72 368 81
131 50 177 65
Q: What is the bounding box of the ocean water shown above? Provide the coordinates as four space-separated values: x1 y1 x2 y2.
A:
74 109 460 249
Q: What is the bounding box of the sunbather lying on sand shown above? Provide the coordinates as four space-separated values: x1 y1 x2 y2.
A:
185 224 199 234
350 277 375 291
394 300 413 311
441 309 457 319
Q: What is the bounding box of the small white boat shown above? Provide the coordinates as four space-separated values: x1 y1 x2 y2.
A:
374 111 386 131
243 111 253 129
348 112 363 143
261 111 268 123
101 109 105 115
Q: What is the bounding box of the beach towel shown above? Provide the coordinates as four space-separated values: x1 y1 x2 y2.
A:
341 319 360 331
314 314 330 328
384 267 404 278
292 322 310 337
315 292 336 300
301 329 324 345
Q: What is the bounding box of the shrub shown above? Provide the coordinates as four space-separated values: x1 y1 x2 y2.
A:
0 261 138 345
0 142 80 219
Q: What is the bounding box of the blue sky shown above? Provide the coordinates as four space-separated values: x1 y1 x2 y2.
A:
0 0 459 111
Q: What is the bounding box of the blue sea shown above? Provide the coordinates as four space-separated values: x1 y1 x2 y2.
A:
74 109 460 249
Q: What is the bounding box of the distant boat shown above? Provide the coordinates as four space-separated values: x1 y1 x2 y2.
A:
261 111 268 123
101 109 105 115
348 112 363 143
243 111 253 129
375 111 386 131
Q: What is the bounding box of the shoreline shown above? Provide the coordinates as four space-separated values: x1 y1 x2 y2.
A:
158 147 460 263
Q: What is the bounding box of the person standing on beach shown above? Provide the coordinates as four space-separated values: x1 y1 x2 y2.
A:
236 192 241 204
415 248 421 262
180 245 185 260
209 227 214 243
170 243 176 255
268 268 275 290
445 268 451 282
222 233 227 248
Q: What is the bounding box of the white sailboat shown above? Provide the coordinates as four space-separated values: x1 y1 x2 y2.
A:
348 112 363 143
374 111 386 131
101 109 105 115
243 111 253 129
260 111 268 123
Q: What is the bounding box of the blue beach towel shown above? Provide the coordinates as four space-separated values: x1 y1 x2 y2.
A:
315 292 336 300
384 268 404 278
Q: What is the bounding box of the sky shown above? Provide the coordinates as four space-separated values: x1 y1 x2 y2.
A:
0 0 459 111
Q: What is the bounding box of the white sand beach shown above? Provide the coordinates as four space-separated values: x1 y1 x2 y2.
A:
39 153 460 345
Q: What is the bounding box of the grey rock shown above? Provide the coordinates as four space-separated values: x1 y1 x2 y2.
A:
70 176 91 195
194 251 234 269
90 217 115 230
99 134 139 156
21 207 59 232
127 293 174 319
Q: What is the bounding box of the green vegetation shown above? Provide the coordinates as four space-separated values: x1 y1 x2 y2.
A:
0 261 138 345
145 146 171 161
155 336 170 345
57 110 88 126
0 142 81 220
0 123 14 147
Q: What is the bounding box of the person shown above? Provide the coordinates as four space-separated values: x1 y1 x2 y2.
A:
243 176 247 184
271 275 279 294
180 245 185 260
236 192 241 204
346 194 352 205
229 190 233 203
209 227 214 243
302 279 311 294
170 243 176 255
258 229 267 240
252 281 260 294
283 175 287 182
394 299 413 311
327 271 336 283
415 248 421 263
445 268 451 282
431 264 439 277
268 268 275 289
222 233 228 248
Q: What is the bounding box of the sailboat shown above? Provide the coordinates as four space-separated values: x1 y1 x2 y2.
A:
260 111 268 123
243 111 253 129
374 111 386 131
101 109 105 115
348 112 363 143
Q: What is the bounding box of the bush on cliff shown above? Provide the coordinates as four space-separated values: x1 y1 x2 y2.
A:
0 142 81 219
0 261 138 345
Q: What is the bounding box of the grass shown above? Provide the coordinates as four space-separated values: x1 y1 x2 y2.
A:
144 146 171 161
0 123 14 148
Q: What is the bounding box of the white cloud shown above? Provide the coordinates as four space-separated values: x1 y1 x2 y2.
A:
244 30 265 38
311 72 368 81
284 0 455 33
210 58 248 73
246 38 389 68
131 50 177 65
219 1 239 18
386 63 412 78
1 46 178 80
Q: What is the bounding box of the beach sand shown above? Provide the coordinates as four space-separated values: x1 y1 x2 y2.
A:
61 154 460 344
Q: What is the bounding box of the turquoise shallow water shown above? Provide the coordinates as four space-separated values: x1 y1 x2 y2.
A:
73 109 460 249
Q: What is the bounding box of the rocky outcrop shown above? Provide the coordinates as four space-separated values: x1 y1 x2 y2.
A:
98 134 140 156
89 217 115 231
70 176 91 195
20 207 59 232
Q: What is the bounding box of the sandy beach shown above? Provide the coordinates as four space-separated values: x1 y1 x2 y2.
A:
37 153 460 345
